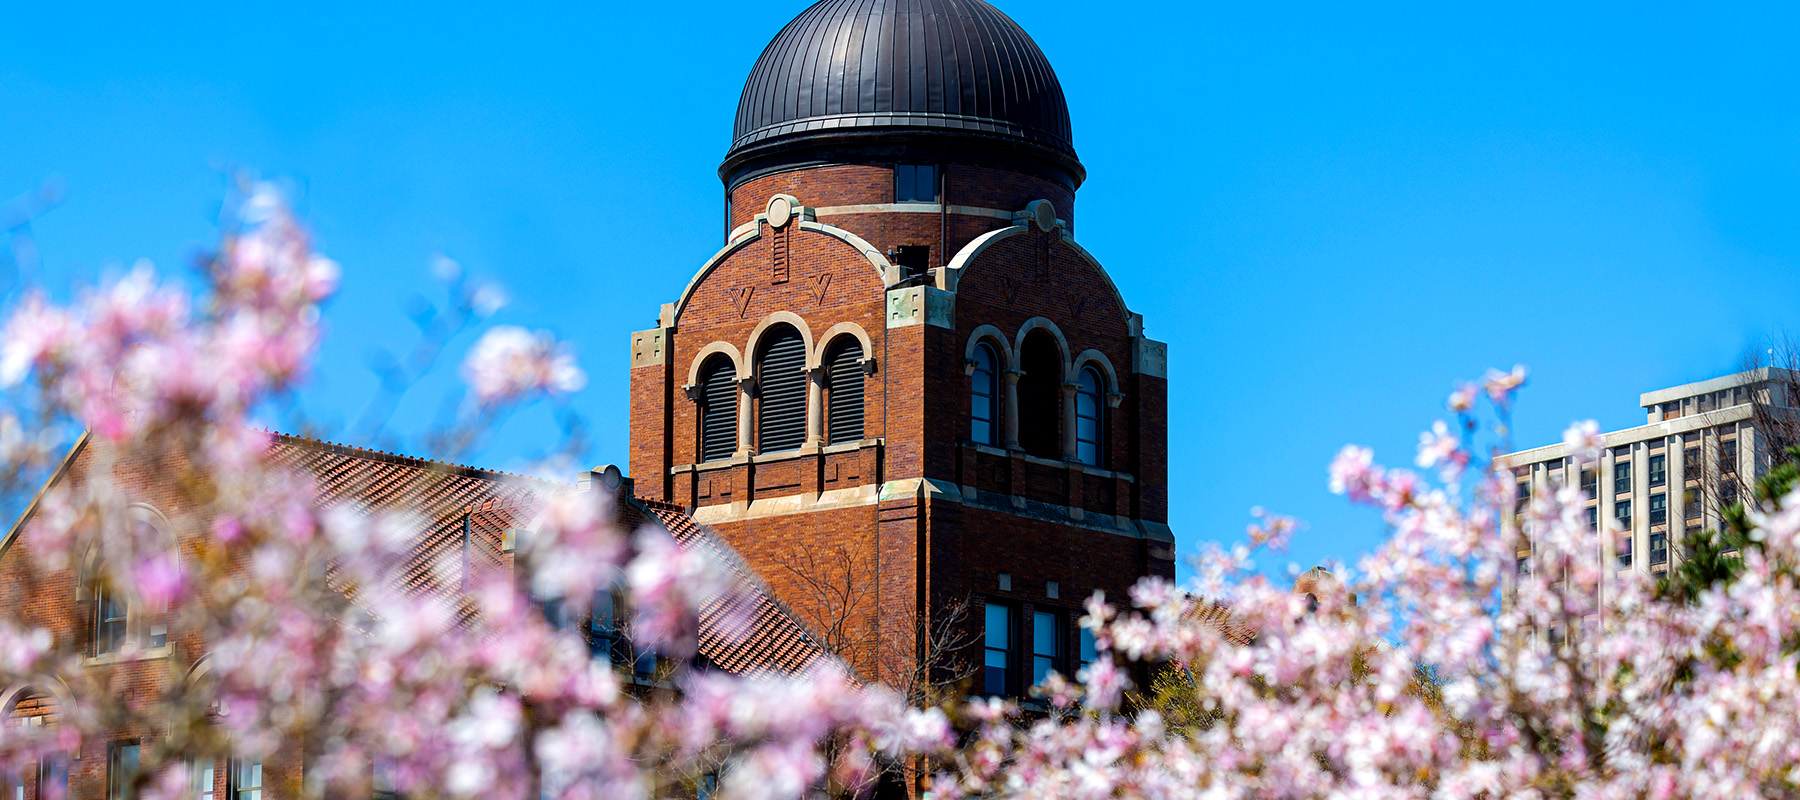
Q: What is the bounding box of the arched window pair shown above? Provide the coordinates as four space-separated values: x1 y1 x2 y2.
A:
970 333 1108 467
696 324 864 461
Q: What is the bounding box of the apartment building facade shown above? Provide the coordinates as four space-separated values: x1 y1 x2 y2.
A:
1499 368 1797 593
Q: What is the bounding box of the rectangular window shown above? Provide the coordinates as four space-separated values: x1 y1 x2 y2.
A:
983 603 1011 696
1078 626 1096 672
1684 447 1701 474
893 164 937 203
1580 469 1596 496
1516 556 1530 576
1585 506 1597 531
1618 536 1633 567
109 742 140 800
1650 532 1669 566
192 761 216 800
95 584 128 656
1615 499 1631 526
1514 482 1529 515
1721 439 1738 472
1649 493 1667 525
1648 453 1666 487
38 757 68 800
1613 461 1631 494
588 589 621 664
231 760 262 800
1721 480 1739 508
1685 488 1702 519
1031 610 1060 686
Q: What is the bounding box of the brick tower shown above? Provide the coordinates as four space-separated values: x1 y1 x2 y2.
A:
628 0 1174 693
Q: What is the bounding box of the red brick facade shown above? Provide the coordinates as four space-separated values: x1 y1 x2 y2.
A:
631 155 1175 691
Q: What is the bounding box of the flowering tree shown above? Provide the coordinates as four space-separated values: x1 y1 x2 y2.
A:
0 185 949 800
3 185 1799 800
928 370 1800 800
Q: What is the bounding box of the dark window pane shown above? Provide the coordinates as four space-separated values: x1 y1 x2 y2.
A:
1075 367 1104 466
971 344 997 445
984 603 1011 695
893 165 915 201
1032 610 1059 685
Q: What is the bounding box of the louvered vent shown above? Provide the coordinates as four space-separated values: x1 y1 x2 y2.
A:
826 339 865 444
699 357 738 462
757 327 808 453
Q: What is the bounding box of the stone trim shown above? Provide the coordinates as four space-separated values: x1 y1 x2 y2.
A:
1071 349 1121 393
1500 404 1754 466
814 322 876 369
1132 337 1168 378
685 342 748 386
812 203 1017 221
744 311 816 369
630 327 668 369
886 286 955 329
687 475 1166 541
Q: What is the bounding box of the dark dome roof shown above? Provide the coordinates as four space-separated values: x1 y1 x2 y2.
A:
723 0 1082 187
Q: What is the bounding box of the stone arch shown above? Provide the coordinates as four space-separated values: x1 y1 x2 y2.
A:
812 322 874 371
0 676 74 728
1070 349 1120 392
745 312 816 371
685 342 747 386
1012 317 1073 381
963 324 1015 368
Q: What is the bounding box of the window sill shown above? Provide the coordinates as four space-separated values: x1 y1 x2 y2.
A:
961 442 1135 482
85 644 173 667
672 439 883 473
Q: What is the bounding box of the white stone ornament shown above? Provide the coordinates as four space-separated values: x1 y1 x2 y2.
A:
1028 198 1056 232
766 195 794 228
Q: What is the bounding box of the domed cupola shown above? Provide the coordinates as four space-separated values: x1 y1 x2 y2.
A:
721 0 1084 191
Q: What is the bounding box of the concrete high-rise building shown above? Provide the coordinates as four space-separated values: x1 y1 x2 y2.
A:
1499 368 1798 589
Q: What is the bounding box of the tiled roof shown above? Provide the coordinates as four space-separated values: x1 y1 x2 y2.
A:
269 435 824 676
628 498 826 676
1187 601 1257 647
268 434 560 603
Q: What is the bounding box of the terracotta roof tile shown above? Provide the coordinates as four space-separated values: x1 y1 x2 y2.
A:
267 435 824 676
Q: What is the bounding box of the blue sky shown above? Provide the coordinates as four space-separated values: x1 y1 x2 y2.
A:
5 0 1798 580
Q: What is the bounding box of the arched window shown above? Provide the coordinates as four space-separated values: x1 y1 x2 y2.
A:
1075 366 1105 466
824 337 865 445
697 355 738 462
970 343 999 445
756 325 807 453
1017 331 1062 459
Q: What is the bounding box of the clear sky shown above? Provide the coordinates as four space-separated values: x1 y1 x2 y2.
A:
5 0 1798 580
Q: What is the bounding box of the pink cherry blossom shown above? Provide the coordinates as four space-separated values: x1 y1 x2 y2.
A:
460 326 587 404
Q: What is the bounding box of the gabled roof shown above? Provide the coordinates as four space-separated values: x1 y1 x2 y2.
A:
271 437 826 675
4 430 826 678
